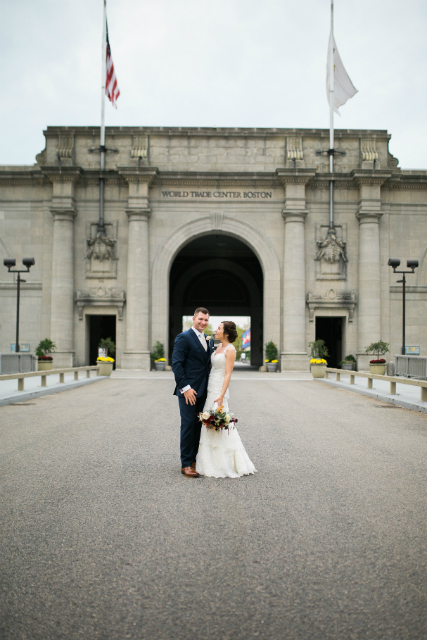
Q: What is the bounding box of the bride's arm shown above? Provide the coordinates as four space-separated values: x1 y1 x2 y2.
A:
214 347 236 406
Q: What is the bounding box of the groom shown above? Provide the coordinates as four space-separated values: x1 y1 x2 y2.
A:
172 307 214 478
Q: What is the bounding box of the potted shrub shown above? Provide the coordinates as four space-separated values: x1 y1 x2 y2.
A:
151 341 166 371
365 341 389 375
35 338 56 371
99 337 116 368
340 354 356 371
97 356 114 376
308 339 329 378
264 341 279 372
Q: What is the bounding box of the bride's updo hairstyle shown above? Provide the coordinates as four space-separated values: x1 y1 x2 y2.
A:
222 321 238 343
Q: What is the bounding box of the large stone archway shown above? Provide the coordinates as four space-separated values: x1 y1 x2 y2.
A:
169 249 263 365
151 215 281 360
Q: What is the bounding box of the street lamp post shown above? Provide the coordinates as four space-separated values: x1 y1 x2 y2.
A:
388 258 419 355
3 258 35 353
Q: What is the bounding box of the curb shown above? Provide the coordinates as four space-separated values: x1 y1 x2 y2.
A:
318 378 427 414
0 376 105 407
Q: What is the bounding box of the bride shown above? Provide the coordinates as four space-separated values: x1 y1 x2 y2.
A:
196 321 257 479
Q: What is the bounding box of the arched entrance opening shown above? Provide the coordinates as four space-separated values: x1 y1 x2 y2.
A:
169 234 263 366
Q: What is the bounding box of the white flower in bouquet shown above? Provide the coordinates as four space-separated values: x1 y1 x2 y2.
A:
201 411 211 421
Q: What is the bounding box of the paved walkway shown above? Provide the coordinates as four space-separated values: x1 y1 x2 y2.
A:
0 370 103 406
1 375 427 639
321 372 427 414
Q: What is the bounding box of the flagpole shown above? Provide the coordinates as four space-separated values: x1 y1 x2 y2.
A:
328 0 335 234
99 0 107 234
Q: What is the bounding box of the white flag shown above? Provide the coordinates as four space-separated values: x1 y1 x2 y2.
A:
326 33 358 115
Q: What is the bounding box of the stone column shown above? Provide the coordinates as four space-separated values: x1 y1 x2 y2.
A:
279 171 314 370
353 171 389 369
47 170 80 368
120 169 157 370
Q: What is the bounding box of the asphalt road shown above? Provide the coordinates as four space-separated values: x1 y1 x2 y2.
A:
1 376 427 640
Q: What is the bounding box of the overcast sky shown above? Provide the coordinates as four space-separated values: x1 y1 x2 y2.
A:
1 0 426 168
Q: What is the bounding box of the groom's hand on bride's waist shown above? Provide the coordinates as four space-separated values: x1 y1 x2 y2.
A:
183 388 197 405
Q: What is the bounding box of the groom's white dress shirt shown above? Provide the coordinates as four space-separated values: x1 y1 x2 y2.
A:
180 326 207 394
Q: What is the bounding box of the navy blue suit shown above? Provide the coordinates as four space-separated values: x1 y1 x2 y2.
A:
172 329 213 468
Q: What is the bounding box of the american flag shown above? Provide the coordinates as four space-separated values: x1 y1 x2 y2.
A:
105 21 120 108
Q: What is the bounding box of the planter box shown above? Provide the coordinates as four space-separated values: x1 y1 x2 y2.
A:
38 361 53 371
369 363 386 376
98 362 113 376
154 361 166 371
341 362 356 371
266 363 278 372
311 364 327 379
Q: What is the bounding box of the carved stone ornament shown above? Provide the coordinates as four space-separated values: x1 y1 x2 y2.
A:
286 137 304 168
75 287 126 320
85 222 118 279
315 224 347 280
361 139 378 162
130 136 148 163
57 135 74 159
307 289 357 322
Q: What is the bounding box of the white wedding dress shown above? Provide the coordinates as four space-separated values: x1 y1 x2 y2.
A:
196 344 257 478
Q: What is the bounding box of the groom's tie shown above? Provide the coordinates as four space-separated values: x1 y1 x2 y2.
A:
199 334 207 351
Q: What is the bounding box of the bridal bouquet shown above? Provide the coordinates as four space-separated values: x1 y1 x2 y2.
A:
198 405 238 433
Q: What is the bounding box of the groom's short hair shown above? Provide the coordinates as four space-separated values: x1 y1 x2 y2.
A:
194 307 209 316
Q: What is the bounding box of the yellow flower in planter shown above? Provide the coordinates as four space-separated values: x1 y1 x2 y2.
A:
155 358 167 362
271 359 278 363
97 356 115 362
310 358 327 364
265 359 270 363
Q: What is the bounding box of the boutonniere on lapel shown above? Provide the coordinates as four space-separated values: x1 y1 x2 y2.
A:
206 335 212 344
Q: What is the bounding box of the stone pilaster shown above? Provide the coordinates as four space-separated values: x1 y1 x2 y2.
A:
45 168 81 368
278 170 315 370
352 171 390 370
119 168 157 370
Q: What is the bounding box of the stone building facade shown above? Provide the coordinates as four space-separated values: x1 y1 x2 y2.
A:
0 126 426 370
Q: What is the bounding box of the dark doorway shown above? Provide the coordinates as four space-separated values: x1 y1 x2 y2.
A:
169 235 263 366
315 317 343 368
89 315 116 367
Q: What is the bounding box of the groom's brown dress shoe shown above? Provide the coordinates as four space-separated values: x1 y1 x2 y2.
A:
191 462 196 471
181 466 200 478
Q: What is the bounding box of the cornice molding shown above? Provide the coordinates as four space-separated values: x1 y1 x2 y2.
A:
50 209 78 221
42 125 393 140
125 208 151 221
282 209 309 222
276 168 317 185
118 167 158 185
350 169 393 187
2 166 426 192
42 166 83 184
0 281 42 290
355 211 383 223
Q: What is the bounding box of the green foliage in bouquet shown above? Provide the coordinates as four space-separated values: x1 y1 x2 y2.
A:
35 338 56 358
150 341 165 362
308 339 329 360
199 406 237 432
99 337 116 357
264 341 278 362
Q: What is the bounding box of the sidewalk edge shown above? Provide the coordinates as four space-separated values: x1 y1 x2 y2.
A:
318 379 427 414
0 377 105 407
